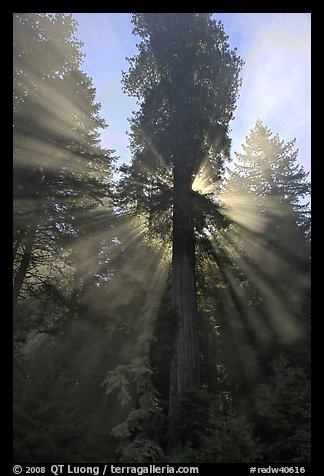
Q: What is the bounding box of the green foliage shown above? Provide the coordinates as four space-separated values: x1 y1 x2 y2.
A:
119 14 244 454
105 355 165 463
222 120 310 250
119 13 243 242
13 350 87 462
174 389 213 448
13 304 127 463
199 413 260 463
117 438 164 463
211 120 311 397
252 356 311 463
102 365 132 408
13 14 311 465
171 390 261 463
13 12 115 316
13 13 119 463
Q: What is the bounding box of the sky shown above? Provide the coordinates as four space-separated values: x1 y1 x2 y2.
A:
72 13 311 174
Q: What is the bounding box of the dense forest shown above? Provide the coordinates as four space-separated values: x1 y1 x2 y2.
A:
13 13 311 464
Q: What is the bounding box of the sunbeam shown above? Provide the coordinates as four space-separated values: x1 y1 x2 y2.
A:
13 13 310 464
192 158 220 195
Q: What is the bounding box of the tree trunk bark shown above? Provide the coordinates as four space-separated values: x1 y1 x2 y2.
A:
13 226 36 306
167 162 200 453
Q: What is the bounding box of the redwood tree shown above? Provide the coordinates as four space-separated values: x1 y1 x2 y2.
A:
121 13 242 451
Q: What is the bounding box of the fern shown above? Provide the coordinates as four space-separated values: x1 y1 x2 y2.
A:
104 354 165 462
119 437 164 463
101 365 131 408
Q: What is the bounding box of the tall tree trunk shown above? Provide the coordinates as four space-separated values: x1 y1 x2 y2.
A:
13 226 36 306
167 162 200 453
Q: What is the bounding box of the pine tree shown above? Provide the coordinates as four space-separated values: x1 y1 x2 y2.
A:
168 121 311 462
13 13 114 312
218 120 311 392
13 15 118 461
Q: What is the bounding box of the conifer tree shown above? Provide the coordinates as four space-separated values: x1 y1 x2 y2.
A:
13 13 114 310
218 120 311 391
121 13 242 451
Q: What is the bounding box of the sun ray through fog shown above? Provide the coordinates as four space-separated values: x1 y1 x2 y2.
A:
191 122 310 371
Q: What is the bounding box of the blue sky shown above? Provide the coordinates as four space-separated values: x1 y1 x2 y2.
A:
73 13 311 174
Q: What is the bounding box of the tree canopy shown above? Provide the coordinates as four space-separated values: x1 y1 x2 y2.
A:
13 13 310 465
